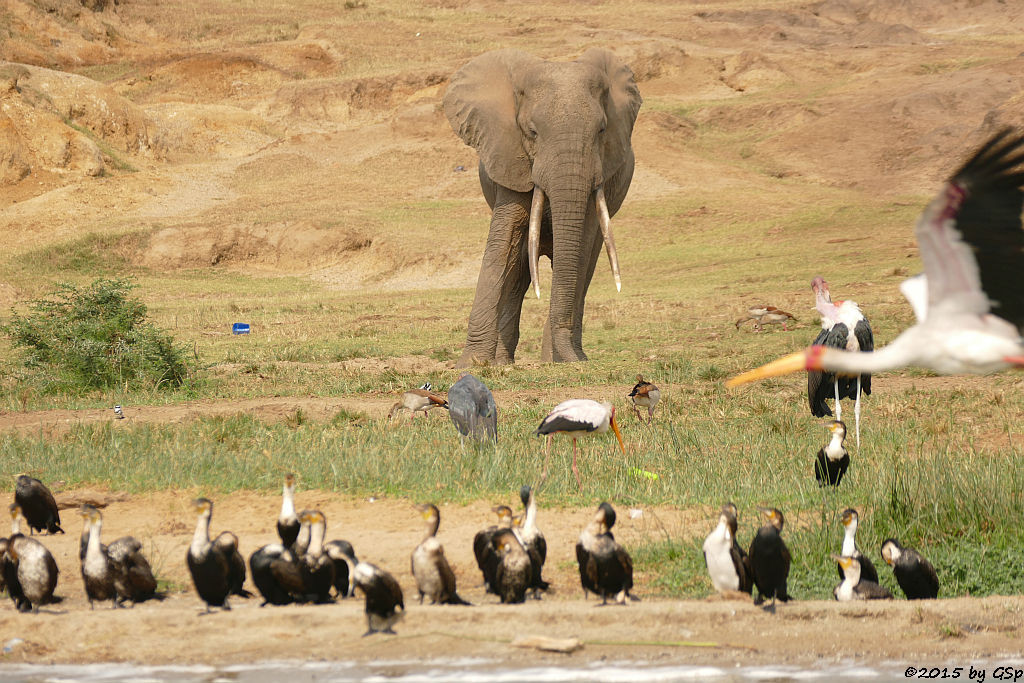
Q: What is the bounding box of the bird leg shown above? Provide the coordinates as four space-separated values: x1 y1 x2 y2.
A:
833 377 842 422
542 435 553 481
854 376 862 449
648 406 655 425
632 404 642 422
572 438 581 489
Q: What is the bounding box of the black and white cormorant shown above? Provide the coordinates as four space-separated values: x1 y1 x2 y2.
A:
881 538 939 599
702 502 752 595
833 555 892 601
836 508 878 584
492 528 532 604
277 473 300 549
516 485 548 598
3 505 59 612
815 420 849 487
747 507 791 607
186 498 251 612
353 561 404 636
249 543 303 606
14 475 63 535
411 503 470 605
472 505 514 594
298 509 335 603
79 505 120 609
324 539 358 599
576 502 634 605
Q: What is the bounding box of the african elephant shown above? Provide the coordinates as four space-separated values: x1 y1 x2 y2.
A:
443 48 642 366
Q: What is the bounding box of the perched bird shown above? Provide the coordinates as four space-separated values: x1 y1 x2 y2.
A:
815 420 850 487
277 473 300 549
324 539 358 599
79 505 157 608
447 372 497 441
833 555 893 601
627 376 661 424
388 385 449 420
515 485 548 598
14 475 63 535
3 505 59 612
735 305 797 331
492 528 533 604
535 399 625 488
806 277 874 447
353 562 404 636
703 502 752 595
727 130 1024 385
836 508 878 585
881 538 939 600
472 505 514 594
113 405 125 419
747 507 791 607
411 503 470 605
186 498 251 613
297 510 335 604
249 543 303 606
576 502 634 605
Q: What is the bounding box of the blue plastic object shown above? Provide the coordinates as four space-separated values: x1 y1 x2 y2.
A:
232 323 251 335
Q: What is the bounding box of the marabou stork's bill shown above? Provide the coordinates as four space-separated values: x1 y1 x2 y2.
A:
881 538 939 600
627 376 661 424
727 129 1024 389
388 386 449 420
735 305 797 331
447 372 497 442
832 555 892 601
534 399 625 489
814 420 849 487
807 277 873 447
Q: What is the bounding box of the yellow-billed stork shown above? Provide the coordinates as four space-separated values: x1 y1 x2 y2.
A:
535 399 624 488
727 129 1024 387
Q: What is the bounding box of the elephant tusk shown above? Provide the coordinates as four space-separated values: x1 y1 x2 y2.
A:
528 186 545 299
595 187 622 292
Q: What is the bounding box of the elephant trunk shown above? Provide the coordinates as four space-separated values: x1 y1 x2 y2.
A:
544 182 591 358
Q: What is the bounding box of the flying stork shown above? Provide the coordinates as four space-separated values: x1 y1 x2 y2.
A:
726 128 1024 386
534 400 625 489
807 277 873 447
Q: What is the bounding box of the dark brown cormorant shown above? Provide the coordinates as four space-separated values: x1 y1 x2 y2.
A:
516 485 548 598
702 502 752 595
14 475 63 535
353 562 404 636
186 498 251 612
411 503 470 605
297 510 335 603
249 543 303 606
3 505 59 612
837 508 878 584
472 505 513 594
815 420 849 487
748 507 791 607
575 502 634 605
833 555 892 601
324 539 358 599
492 529 532 604
627 375 661 424
881 538 939 599
277 474 300 549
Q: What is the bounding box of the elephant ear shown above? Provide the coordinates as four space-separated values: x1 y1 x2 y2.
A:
443 49 542 193
577 48 642 180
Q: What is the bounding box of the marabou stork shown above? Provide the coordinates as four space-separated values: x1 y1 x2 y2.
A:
447 372 497 442
727 129 1024 387
534 399 625 489
807 277 873 447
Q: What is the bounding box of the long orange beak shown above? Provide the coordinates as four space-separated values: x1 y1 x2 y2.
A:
725 349 809 388
610 414 625 454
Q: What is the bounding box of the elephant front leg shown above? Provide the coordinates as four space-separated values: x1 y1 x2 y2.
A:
457 197 531 368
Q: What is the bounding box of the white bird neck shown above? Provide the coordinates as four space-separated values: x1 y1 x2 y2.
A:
523 496 538 531
11 515 22 536
281 486 295 517
841 522 857 556
308 521 325 557
826 432 846 458
191 513 211 557
87 519 104 556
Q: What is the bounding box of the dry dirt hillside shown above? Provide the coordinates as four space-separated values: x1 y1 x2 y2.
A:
2 0 1023 305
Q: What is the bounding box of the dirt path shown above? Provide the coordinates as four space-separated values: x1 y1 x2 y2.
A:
1 491 1021 667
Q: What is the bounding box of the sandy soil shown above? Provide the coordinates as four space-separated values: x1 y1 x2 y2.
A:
1 491 1021 667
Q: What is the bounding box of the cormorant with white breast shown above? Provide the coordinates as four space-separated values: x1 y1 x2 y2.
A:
747 507 791 607
411 503 470 605
492 528 532 604
14 475 63 535
473 505 514 594
324 539 358 599
354 562 404 636
833 555 892 601
881 538 939 599
297 509 335 603
836 508 878 584
79 505 157 608
277 473 300 549
516 485 548 598
815 420 850 487
3 504 59 612
576 502 634 605
703 502 752 595
186 498 251 612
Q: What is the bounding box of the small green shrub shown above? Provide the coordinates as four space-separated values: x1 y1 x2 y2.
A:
3 278 190 392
